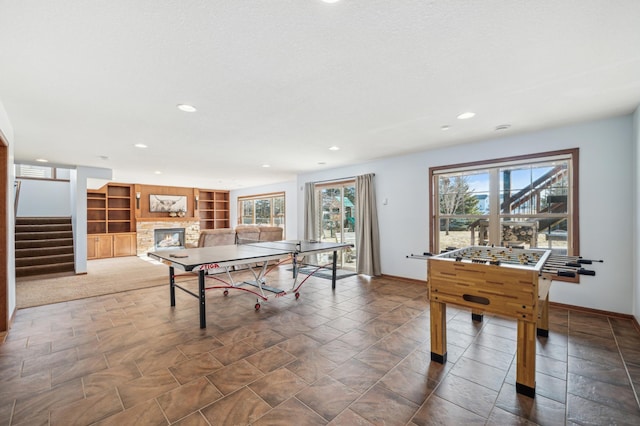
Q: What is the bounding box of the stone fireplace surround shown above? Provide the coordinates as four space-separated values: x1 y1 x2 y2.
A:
136 218 200 256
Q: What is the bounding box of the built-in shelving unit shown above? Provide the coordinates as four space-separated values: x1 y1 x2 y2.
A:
87 192 107 234
198 189 229 230
106 184 133 233
87 183 136 259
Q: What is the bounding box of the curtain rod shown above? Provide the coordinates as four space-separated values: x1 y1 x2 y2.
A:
312 173 375 185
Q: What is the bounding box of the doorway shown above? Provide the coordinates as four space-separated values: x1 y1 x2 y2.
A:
316 180 356 271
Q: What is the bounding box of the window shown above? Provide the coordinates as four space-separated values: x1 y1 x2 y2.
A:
14 163 70 181
238 192 285 229
430 149 578 256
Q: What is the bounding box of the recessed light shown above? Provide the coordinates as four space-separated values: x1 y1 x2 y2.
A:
262 164 271 168
35 158 48 163
321 0 341 3
134 143 148 148
441 125 450 131
154 171 162 175
177 104 197 112
495 124 511 131
457 112 475 120
329 146 340 151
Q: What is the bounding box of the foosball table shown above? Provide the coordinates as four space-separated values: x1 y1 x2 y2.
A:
416 245 601 398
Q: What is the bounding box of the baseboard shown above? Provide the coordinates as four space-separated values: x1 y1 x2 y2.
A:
381 275 640 332
380 274 425 285
549 301 640 332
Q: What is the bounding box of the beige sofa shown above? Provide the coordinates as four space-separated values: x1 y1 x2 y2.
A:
196 228 237 247
197 226 283 247
197 226 284 269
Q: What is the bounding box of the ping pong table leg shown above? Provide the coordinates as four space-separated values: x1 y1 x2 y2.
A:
169 266 176 307
198 270 206 329
331 250 338 290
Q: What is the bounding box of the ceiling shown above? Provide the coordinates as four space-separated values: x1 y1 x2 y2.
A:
1 0 639 190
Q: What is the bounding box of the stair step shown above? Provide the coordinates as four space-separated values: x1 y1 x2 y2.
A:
16 253 75 268
15 231 73 240
15 223 72 233
14 216 76 278
15 238 73 249
15 216 72 225
16 262 75 278
15 246 74 258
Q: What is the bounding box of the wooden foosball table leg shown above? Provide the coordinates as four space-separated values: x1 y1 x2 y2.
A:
516 319 537 397
471 309 484 322
537 292 549 337
430 300 447 363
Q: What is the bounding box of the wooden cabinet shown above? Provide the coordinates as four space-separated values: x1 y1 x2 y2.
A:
87 234 114 259
87 183 136 259
87 233 136 259
198 189 229 229
113 233 136 257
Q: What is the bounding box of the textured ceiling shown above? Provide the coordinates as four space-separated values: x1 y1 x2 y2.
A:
1 0 639 189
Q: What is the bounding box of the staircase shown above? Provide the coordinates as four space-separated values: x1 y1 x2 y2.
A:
15 217 75 278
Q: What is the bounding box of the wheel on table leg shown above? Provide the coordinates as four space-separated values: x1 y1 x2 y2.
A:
254 303 261 311
295 292 300 299
223 290 229 296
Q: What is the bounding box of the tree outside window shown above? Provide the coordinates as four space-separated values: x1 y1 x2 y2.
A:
238 193 285 231
431 150 578 256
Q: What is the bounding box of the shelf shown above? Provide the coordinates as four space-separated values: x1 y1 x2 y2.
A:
87 183 134 236
198 189 229 229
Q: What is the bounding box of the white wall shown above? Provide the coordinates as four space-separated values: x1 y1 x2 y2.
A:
296 115 635 315
0 100 16 323
230 181 298 239
633 107 640 323
16 178 71 217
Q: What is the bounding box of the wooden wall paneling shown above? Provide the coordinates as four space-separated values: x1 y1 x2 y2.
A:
138 184 195 219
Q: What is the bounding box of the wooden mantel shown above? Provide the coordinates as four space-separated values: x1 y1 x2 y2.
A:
136 217 200 223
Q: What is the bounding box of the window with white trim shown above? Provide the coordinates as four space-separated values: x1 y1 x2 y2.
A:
14 163 70 181
238 192 285 230
430 149 578 256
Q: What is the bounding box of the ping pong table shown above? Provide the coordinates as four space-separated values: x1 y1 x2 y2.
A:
148 240 353 328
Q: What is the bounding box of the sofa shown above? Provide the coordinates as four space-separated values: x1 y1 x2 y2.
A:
197 225 283 247
197 226 284 270
196 228 237 247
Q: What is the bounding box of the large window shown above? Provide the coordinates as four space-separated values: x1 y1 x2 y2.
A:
430 149 578 256
238 192 285 229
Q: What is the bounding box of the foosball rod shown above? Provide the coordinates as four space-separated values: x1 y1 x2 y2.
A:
546 255 604 264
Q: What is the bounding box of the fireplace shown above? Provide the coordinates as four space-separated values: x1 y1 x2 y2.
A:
154 228 185 250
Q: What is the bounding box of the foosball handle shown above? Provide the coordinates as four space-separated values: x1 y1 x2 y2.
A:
578 269 596 276
578 258 604 264
558 270 576 278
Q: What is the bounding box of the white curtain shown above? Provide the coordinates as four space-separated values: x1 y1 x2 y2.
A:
355 173 381 276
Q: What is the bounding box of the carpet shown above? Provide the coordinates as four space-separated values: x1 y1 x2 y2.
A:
290 266 357 280
16 256 170 308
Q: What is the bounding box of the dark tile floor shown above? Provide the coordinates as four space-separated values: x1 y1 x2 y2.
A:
1 267 640 425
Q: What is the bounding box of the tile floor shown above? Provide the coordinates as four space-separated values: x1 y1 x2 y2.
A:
1 268 640 425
